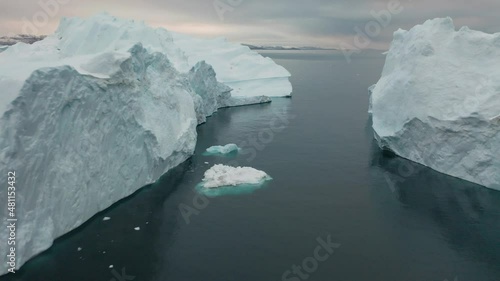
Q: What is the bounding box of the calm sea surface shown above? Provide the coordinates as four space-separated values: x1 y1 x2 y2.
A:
4 50 500 281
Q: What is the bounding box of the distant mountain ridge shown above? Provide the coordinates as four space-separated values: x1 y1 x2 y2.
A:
0 35 335 51
242 44 337 51
0 34 46 46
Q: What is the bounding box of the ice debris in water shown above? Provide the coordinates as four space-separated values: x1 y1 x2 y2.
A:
200 164 272 189
204 144 240 156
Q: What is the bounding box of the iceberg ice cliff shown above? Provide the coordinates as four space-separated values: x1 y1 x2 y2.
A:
0 13 291 274
370 18 500 191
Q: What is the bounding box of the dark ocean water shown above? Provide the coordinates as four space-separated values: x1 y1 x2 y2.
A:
4 50 500 281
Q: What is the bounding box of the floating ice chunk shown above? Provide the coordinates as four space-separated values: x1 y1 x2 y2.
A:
201 164 272 189
77 247 82 252
204 144 240 156
134 227 140 231
109 265 113 269
103 217 111 221
197 165 272 197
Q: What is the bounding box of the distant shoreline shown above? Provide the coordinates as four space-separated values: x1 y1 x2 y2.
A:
242 44 337 51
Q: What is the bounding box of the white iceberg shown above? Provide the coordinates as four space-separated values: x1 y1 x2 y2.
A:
171 34 292 98
205 144 241 155
0 13 291 274
370 17 500 190
200 164 272 189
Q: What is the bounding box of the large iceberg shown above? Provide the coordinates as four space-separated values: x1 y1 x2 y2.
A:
370 18 500 190
171 33 292 98
0 13 291 274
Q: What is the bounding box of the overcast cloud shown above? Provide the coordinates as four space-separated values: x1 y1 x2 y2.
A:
0 0 499 49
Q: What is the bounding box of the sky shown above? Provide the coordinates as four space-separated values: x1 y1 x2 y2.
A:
0 0 499 49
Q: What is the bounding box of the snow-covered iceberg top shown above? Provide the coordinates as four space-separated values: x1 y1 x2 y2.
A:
171 34 292 97
200 164 272 189
0 13 291 114
0 13 291 275
204 144 241 156
370 17 500 190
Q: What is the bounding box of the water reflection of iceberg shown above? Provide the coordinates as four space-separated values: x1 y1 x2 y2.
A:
370 140 500 273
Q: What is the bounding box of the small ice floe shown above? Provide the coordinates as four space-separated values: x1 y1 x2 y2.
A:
197 164 272 197
103 217 111 221
203 144 240 156
134 227 140 231
109 265 114 269
204 162 209 165
77 247 82 252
